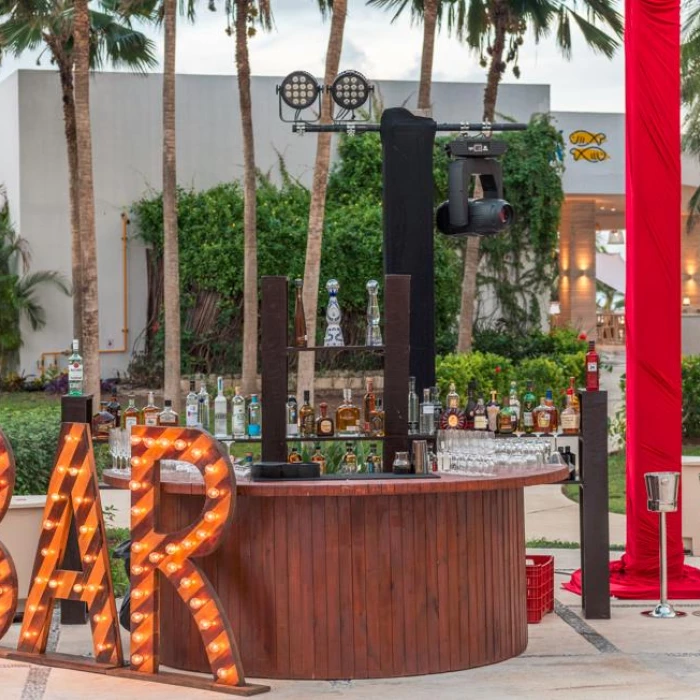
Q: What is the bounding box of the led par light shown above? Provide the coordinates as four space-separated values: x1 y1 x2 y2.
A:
329 70 371 112
278 71 321 111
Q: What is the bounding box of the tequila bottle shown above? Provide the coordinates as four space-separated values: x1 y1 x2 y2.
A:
286 395 299 438
336 388 361 435
186 379 199 428
198 380 210 432
158 399 179 426
123 395 140 433
247 394 261 437
363 378 376 433
68 339 83 396
293 278 308 348
143 391 159 426
486 391 500 433
214 377 228 438
316 402 335 437
232 386 246 439
323 279 345 347
311 443 327 474
473 398 488 430
408 376 419 434
365 279 382 346
341 442 358 473
299 391 315 438
420 388 436 436
369 396 385 437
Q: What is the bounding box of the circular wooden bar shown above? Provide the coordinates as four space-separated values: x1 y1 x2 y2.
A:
104 466 567 680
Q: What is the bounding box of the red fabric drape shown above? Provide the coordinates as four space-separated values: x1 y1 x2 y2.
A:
566 0 700 598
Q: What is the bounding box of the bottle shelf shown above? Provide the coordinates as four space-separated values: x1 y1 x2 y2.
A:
216 436 263 443
285 435 389 442
287 345 385 353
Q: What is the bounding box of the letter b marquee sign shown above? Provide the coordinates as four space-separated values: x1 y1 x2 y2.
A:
0 425 268 696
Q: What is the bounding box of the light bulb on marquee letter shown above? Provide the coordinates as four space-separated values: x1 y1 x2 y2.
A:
0 430 19 639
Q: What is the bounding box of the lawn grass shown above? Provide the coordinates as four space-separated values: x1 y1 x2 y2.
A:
563 446 700 515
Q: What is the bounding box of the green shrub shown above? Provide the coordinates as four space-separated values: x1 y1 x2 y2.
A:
472 328 587 362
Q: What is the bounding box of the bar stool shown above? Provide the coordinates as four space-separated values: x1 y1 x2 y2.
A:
642 472 686 618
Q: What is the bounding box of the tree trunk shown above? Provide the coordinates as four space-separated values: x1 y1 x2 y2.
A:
417 0 438 113
235 0 259 396
162 0 181 413
72 0 100 400
296 0 348 403
456 10 507 353
56 54 83 347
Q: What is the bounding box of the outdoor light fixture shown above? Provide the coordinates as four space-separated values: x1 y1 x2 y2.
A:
276 71 322 123
329 70 372 118
684 296 691 307
608 229 625 245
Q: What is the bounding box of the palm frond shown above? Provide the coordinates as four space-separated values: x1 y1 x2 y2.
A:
566 8 620 58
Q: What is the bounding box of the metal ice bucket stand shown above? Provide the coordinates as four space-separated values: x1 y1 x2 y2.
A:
642 472 686 618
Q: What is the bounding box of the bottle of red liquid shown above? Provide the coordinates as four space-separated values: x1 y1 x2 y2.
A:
585 340 600 391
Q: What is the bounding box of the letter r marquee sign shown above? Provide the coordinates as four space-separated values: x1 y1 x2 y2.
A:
0 425 268 696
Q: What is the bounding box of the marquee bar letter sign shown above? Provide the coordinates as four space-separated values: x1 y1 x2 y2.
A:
0 423 268 696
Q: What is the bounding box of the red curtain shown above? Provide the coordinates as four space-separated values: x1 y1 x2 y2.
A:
567 0 700 598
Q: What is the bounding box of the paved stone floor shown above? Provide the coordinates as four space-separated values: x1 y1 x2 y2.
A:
3 549 700 699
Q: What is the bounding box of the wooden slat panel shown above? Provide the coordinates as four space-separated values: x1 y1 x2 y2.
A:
456 492 470 670
311 498 328 678
351 497 368 678
324 498 342 679
424 493 441 674
297 498 316 678
412 495 429 676
389 496 405 674
401 495 418 675
273 498 290 677
364 497 381 676
338 497 355 679
435 490 450 671
446 493 460 670
377 497 394 675
259 497 276 671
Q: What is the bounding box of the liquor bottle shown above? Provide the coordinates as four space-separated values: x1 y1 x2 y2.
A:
68 339 83 396
247 394 261 437
464 380 478 429
198 380 211 432
91 402 115 442
299 390 316 438
323 279 345 346
585 341 600 391
158 399 179 426
288 447 302 463
286 395 299 438
408 376 419 435
369 396 385 437
311 443 327 474
214 377 228 438
473 398 488 430
363 378 376 433
439 381 466 430
293 278 307 348
232 386 246 439
143 391 159 426
336 388 361 435
123 395 140 433
521 381 537 434
186 379 199 428
430 386 443 427
106 388 122 428
243 452 254 470
545 389 559 433
567 376 580 414
366 443 382 474
316 402 335 437
560 394 579 435
365 279 383 346
486 390 500 433
533 397 552 435
341 442 357 473
498 396 515 435
420 388 436 436
509 381 521 432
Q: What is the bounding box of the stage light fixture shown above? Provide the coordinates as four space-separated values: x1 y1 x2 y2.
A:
329 70 371 113
278 71 321 111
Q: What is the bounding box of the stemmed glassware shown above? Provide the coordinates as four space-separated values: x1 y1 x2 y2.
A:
109 428 131 472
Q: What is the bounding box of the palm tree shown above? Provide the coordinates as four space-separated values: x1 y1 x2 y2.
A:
297 0 348 403
0 0 157 385
0 195 71 375
683 0 700 228
227 0 272 395
455 0 622 351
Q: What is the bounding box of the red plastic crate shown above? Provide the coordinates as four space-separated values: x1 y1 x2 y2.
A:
526 555 554 624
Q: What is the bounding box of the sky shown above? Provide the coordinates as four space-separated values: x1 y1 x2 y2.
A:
0 0 626 113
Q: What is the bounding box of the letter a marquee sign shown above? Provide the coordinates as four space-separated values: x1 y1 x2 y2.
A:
0 424 268 696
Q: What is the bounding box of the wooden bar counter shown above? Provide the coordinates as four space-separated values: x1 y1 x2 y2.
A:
104 466 568 680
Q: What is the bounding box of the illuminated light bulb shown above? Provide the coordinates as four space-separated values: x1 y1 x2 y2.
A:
165 544 179 555
83 555 95 564
205 464 218 475
208 642 221 653
97 643 111 651
183 540 194 549
50 493 62 502
40 548 51 557
180 578 192 589
199 620 213 631
131 612 144 623
34 577 44 585
192 448 203 459
79 525 90 534
131 654 144 666
207 488 221 499
131 435 142 445
43 520 55 530
131 506 144 516
131 457 141 467
129 480 142 491
23 631 36 639
28 605 38 613
217 668 231 680
0 479 6 487
204 512 218 523
149 552 163 564
57 465 67 474
133 632 144 643
73 584 84 593
131 565 144 576
69 468 79 477
48 580 58 589
93 614 105 623
189 597 203 610
166 563 180 574
196 529 208 540
144 437 155 448
131 542 144 553
174 440 187 451
0 587 4 596
158 438 170 448
132 590 144 600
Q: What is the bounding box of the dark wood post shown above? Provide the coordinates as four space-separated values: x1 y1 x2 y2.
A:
578 390 610 619
60 394 92 624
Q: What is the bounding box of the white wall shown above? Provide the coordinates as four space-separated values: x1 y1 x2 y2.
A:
0 73 20 230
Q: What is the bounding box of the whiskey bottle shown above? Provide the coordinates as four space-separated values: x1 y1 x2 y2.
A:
247 394 261 437
123 395 140 433
341 442 357 473
286 395 299 438
509 381 521 432
68 339 83 396
486 391 500 433
498 396 515 435
585 340 600 391
293 278 307 348
521 381 537 434
560 394 579 435
91 402 115 442
106 388 122 428
214 377 228 438
473 398 488 430
567 376 580 414
186 379 199 428
143 391 159 426
464 380 478 429
545 389 559 433
369 396 385 437
299 390 316 438
198 380 210 432
420 388 436 436
336 388 361 435
533 397 552 435
158 399 179 426
288 447 302 463
232 386 246 439
366 443 382 474
311 443 327 474
439 381 466 430
408 376 419 434
363 378 377 433
316 402 335 437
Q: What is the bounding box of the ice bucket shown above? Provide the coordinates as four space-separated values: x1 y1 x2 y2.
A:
645 472 680 513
